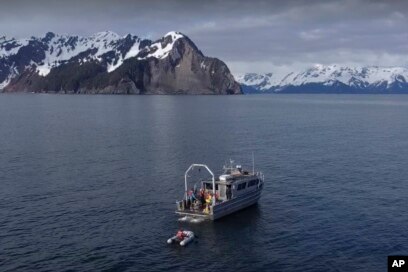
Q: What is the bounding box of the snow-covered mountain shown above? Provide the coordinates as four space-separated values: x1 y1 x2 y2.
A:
236 65 408 93
0 31 147 86
0 31 241 94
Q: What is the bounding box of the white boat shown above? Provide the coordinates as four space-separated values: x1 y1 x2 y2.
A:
175 160 264 220
167 230 195 246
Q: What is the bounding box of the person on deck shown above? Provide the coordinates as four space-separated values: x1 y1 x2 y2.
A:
214 191 219 201
226 185 232 200
206 193 212 205
204 193 212 213
189 188 197 202
200 188 205 205
193 184 198 195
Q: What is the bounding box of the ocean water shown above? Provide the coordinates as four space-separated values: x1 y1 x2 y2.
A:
0 94 407 272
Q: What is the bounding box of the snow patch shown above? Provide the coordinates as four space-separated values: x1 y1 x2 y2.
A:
0 77 10 89
37 66 51 77
139 31 183 60
0 38 29 57
0 67 17 89
164 31 183 41
107 58 123 72
124 41 141 60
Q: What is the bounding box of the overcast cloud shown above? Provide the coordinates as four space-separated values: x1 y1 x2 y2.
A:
0 0 407 75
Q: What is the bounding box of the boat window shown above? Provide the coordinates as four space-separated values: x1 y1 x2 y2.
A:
248 179 259 187
204 183 218 190
237 182 247 191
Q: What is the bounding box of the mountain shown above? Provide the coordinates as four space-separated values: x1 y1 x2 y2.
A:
0 31 241 94
236 65 408 93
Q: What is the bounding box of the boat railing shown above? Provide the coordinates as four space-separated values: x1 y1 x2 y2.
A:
184 164 216 206
256 171 265 183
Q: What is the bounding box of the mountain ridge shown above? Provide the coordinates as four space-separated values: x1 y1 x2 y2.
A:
0 31 241 94
236 65 408 93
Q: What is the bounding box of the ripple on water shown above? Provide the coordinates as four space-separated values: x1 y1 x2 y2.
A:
1 95 408 271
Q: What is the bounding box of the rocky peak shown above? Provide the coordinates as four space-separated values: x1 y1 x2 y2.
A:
1 31 241 95
43 32 56 41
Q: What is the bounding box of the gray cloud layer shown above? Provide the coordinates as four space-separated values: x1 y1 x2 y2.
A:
0 0 407 74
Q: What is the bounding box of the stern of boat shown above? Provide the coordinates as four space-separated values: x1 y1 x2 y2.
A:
175 200 212 220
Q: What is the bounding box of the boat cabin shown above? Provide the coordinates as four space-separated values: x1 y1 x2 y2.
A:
201 166 261 201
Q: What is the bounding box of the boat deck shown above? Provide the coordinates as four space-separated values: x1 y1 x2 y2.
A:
175 209 211 218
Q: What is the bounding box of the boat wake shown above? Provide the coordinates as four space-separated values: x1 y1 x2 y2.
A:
178 216 204 224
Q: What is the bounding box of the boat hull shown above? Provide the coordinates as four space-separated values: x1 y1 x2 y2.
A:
210 187 262 220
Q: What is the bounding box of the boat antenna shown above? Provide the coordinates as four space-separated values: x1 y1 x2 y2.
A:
252 152 255 174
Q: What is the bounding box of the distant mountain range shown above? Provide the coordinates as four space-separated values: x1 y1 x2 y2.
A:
236 65 408 93
0 31 241 94
3 32 407 95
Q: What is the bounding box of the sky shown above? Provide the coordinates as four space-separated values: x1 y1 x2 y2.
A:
0 0 407 75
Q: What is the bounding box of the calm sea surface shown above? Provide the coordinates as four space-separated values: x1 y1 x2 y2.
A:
1 94 408 272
